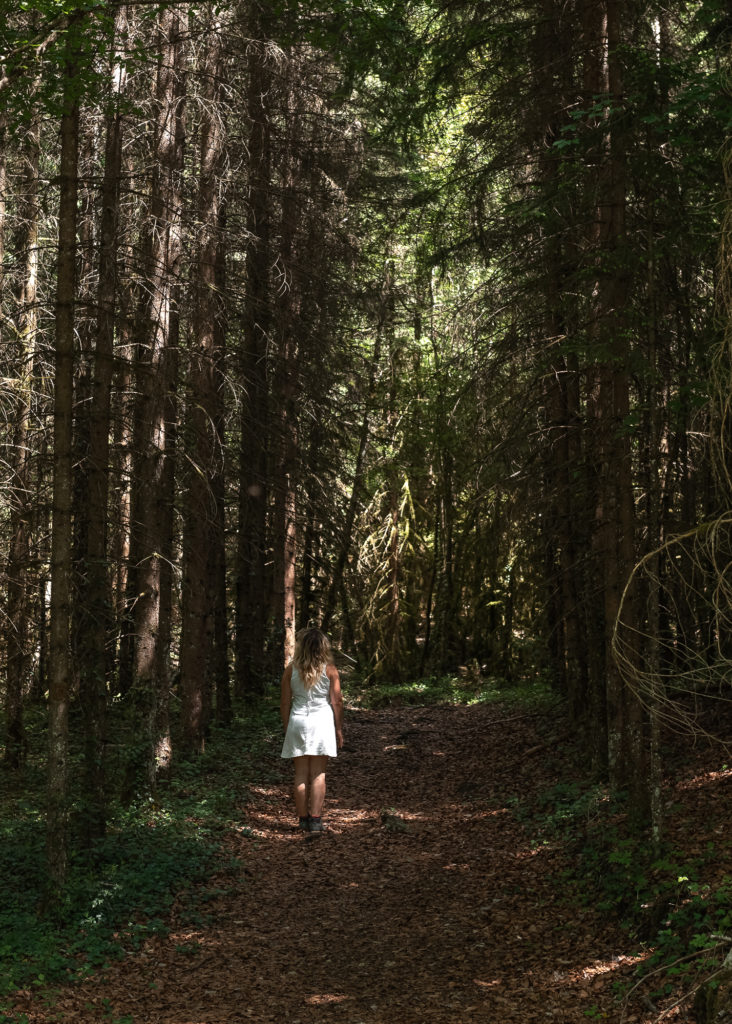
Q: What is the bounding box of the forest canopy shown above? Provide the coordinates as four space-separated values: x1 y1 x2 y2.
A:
0 0 731 885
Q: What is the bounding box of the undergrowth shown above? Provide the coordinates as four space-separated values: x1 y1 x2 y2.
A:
347 670 559 711
0 671 559 1012
513 773 732 1004
0 697 283 1012
6 675 729 1020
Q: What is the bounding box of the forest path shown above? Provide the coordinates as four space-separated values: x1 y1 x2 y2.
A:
19 702 649 1023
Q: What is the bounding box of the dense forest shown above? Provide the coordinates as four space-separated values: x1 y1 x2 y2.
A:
1 0 731 931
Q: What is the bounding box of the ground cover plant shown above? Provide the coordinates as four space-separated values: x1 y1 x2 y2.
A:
2 680 732 1023
0 700 282 1009
1 0 730 1019
500 701 732 1020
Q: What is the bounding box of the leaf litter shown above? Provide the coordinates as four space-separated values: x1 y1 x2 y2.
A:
9 701 719 1024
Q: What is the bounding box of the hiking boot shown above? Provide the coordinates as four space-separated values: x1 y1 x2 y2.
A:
308 817 324 834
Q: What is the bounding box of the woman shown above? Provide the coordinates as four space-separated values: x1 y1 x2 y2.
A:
280 628 343 833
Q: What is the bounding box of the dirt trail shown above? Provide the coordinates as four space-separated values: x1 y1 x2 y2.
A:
14 703 652 1024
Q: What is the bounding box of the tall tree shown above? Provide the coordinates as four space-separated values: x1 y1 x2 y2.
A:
47 24 81 891
5 104 40 768
582 0 646 805
75 3 129 836
269 52 307 671
235 27 274 697
180 15 230 753
129 6 185 788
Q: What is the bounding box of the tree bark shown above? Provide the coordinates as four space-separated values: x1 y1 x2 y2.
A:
582 0 645 805
74 2 129 838
47 55 79 894
112 281 135 696
212 199 231 726
130 7 185 788
5 110 40 768
383 262 403 679
0 112 5 330
235 34 273 697
180 17 229 752
270 62 304 673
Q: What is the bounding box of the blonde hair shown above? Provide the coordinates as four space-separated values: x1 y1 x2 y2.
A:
293 628 332 689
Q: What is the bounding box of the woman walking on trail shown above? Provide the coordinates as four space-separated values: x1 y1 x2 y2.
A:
280 628 344 833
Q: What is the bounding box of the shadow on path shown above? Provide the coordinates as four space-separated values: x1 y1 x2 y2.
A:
12 703 647 1024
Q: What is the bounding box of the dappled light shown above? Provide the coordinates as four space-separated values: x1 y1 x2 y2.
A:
8 699 682 1024
676 767 732 793
304 994 350 1006
1 0 730 1019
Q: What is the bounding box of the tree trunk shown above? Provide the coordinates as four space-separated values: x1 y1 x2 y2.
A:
5 110 40 768
47 57 79 894
385 272 404 680
271 380 298 670
533 0 589 715
578 0 611 772
33 434 51 703
212 200 231 726
75 3 128 839
605 0 643 805
130 7 185 789
386 471 402 678
0 112 5 326
299 485 319 627
582 0 645 806
270 66 303 672
180 17 228 752
645 224 664 848
235 34 272 697
112 282 135 696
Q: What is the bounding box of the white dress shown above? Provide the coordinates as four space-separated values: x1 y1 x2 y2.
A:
281 665 337 758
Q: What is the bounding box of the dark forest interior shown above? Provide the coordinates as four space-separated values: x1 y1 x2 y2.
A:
1 2 732 1021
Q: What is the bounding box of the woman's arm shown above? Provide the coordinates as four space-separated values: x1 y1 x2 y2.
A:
327 664 344 748
280 663 293 731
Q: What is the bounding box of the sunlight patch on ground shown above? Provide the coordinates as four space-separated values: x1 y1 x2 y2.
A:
304 993 350 1005
578 954 645 978
528 946 651 1003
242 803 385 839
676 766 732 791
543 951 650 993
381 808 429 821
328 807 375 826
248 784 282 798
235 807 297 840
239 802 507 839
512 846 551 860
168 929 204 944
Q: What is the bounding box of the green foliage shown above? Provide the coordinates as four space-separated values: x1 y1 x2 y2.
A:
0 814 218 997
0 700 282 1008
513 776 732 997
349 672 559 711
644 876 732 993
0 0 172 124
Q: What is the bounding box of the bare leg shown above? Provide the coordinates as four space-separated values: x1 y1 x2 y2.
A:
309 755 328 817
293 757 309 817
